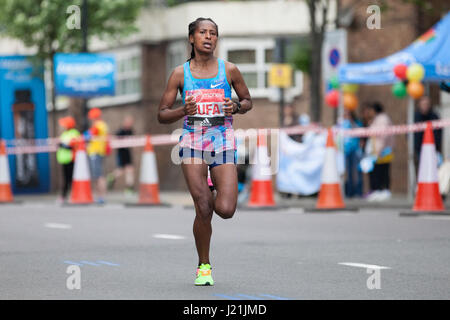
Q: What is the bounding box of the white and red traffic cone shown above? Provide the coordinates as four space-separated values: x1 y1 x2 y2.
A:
413 121 444 212
70 138 93 204
0 140 14 203
137 135 162 205
248 130 276 208
316 128 345 210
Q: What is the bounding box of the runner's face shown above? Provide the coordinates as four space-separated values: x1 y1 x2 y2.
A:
190 21 218 54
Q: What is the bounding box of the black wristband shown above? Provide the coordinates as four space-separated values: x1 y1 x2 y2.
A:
232 100 241 114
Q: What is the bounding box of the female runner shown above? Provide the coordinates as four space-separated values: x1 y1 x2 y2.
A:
158 17 252 286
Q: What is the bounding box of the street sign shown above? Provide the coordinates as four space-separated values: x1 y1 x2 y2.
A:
269 64 293 88
54 53 116 97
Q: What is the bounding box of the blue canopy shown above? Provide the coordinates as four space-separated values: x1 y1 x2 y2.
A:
339 11 450 84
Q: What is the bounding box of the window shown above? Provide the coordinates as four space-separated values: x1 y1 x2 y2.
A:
167 40 188 78
88 45 142 107
166 40 188 100
228 49 256 64
219 38 303 100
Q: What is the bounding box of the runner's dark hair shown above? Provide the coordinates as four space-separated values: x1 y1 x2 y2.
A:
187 18 219 62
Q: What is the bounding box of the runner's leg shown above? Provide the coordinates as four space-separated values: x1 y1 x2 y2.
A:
181 162 214 265
210 163 238 219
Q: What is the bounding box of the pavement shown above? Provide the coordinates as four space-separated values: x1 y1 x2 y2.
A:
1 191 450 300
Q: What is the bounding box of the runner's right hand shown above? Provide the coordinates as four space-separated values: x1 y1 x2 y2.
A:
184 95 197 116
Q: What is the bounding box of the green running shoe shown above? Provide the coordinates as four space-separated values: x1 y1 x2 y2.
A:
195 263 214 286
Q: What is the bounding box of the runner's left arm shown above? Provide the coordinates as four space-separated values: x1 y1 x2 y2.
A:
223 62 252 116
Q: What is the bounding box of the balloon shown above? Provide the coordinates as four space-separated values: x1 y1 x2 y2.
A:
407 81 424 99
329 75 340 89
343 93 358 111
406 63 425 81
392 81 407 98
393 63 408 80
342 83 359 93
325 90 339 108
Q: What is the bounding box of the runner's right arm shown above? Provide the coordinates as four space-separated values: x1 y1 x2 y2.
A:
158 66 196 124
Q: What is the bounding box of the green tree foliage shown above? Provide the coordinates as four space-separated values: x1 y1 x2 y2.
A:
0 0 145 58
289 40 312 75
0 0 145 134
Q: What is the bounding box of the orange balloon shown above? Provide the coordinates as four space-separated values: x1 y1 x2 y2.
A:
407 81 424 99
343 93 358 111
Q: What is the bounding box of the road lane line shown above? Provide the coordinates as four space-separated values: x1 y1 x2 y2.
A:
258 294 291 300
338 262 391 270
212 294 242 300
44 223 72 230
79 261 101 266
235 294 265 300
153 234 186 240
97 261 120 266
63 261 83 266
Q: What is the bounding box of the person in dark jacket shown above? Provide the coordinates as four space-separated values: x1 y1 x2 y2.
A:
107 116 135 194
414 96 442 172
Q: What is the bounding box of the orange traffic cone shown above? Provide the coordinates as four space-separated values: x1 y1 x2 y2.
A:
316 128 345 209
0 140 14 203
248 130 276 208
137 136 162 205
413 122 444 211
70 138 93 204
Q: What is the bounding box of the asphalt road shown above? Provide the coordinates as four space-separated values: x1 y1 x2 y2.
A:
1 202 449 300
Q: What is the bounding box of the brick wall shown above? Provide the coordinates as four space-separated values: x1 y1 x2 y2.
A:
46 0 448 195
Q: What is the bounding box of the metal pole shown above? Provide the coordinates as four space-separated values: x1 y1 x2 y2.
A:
407 96 415 201
276 38 286 127
81 0 89 131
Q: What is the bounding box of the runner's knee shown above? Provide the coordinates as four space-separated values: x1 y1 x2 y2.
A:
215 201 236 219
193 194 213 219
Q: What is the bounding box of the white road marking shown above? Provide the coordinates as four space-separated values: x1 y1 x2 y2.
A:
44 223 72 230
153 233 186 240
338 262 391 270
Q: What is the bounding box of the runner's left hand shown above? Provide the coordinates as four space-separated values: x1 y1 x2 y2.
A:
223 98 235 116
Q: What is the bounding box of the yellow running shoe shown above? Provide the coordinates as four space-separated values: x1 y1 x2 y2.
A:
195 263 214 286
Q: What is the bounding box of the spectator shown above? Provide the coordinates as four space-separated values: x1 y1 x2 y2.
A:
107 115 136 195
364 102 395 202
283 104 298 127
341 109 363 198
359 102 372 152
86 108 109 204
414 96 442 172
56 116 80 204
283 104 303 143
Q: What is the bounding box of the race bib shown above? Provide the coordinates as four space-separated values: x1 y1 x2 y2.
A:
186 89 225 118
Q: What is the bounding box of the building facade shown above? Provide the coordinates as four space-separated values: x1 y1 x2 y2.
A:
1 0 448 194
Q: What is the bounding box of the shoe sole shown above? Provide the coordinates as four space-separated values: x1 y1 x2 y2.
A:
195 282 213 286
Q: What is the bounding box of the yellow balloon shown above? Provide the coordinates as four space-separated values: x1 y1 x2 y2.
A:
342 83 359 94
406 63 425 82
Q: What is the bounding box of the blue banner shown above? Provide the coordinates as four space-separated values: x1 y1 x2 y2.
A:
339 11 450 84
54 53 115 97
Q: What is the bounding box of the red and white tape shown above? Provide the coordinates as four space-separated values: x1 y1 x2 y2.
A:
2 119 448 155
